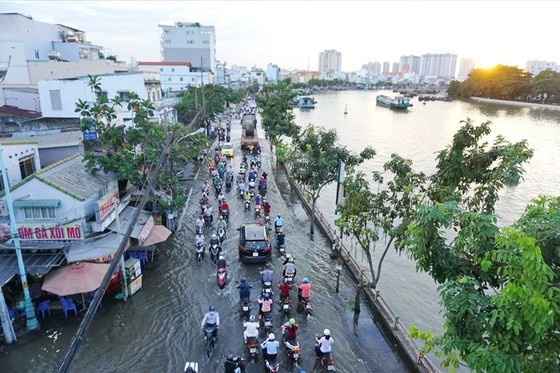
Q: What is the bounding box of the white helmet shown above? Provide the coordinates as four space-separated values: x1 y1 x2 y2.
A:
286 254 292 259
323 329 330 336
268 333 275 341
212 234 217 239
219 255 224 260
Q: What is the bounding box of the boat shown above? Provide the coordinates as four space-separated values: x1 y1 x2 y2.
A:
376 95 413 110
298 96 315 109
344 105 348 115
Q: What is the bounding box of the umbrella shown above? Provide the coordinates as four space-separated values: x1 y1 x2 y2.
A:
140 225 171 247
41 262 110 296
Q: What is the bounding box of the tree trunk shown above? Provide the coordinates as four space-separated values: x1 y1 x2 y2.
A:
375 236 394 286
310 197 317 241
354 284 362 313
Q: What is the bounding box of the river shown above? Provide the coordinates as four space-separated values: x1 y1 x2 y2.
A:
294 90 560 336
3 112 410 372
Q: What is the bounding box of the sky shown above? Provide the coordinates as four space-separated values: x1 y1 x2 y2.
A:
3 0 559 71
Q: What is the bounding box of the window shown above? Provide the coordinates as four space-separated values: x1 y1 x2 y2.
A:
34 50 40 59
49 90 62 110
19 156 35 179
160 68 163 72
165 39 171 44
187 40 194 44
168 77 172 81
203 40 209 45
23 207 56 220
117 91 129 101
171 68 175 72
95 91 108 100
179 77 183 81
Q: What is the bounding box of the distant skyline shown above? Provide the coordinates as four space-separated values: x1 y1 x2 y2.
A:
2 1 559 72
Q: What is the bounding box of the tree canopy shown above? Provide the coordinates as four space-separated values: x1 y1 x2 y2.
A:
256 82 300 147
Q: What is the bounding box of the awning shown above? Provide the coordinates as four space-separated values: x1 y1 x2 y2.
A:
141 225 171 247
0 251 66 287
107 206 151 239
65 232 125 263
13 199 61 208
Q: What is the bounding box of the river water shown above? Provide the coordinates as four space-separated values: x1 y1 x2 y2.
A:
294 90 560 336
3 113 410 372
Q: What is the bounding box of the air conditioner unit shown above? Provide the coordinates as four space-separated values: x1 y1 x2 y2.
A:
48 51 61 60
0 201 8 217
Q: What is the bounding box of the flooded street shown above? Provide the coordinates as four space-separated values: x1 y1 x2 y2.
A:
3 118 410 373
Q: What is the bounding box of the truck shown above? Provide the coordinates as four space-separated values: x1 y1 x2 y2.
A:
241 114 259 151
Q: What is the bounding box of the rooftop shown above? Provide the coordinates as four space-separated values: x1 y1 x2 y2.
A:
138 61 192 67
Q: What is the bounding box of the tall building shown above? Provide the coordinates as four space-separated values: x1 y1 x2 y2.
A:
318 50 342 76
418 53 457 79
159 22 216 73
458 58 475 81
525 60 559 76
392 62 400 73
399 55 421 74
382 62 390 74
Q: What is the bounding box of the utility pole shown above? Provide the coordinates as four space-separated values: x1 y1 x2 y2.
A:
0 143 39 331
200 55 207 137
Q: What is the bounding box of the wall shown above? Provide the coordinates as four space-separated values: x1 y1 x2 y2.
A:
28 60 116 85
2 88 40 112
0 142 41 186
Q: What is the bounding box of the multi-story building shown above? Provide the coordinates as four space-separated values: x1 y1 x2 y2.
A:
458 58 475 81
392 62 400 73
525 60 559 76
418 53 457 79
137 61 211 92
265 63 281 84
382 62 390 74
400 55 421 75
159 22 216 73
319 50 342 78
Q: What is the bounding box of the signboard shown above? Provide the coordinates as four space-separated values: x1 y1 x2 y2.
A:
137 215 154 245
17 222 84 242
83 130 98 141
97 189 119 222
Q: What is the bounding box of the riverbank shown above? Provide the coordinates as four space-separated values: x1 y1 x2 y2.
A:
471 97 560 110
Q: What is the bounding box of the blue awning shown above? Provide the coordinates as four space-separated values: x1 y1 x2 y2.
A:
13 199 61 208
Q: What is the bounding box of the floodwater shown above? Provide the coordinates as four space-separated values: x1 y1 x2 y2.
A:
2 114 410 372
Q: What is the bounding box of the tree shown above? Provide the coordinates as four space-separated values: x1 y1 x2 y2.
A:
335 155 426 311
76 75 205 212
288 124 374 239
256 82 300 149
402 119 559 372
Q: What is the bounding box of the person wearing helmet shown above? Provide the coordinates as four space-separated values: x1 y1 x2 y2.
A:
278 280 292 302
237 278 252 302
201 306 220 339
261 332 280 362
195 214 205 230
283 257 296 279
298 277 311 303
315 328 334 358
282 253 293 266
224 354 244 373
216 255 227 270
282 318 299 341
258 292 273 318
260 265 273 286
242 314 260 344
217 215 227 231
274 214 284 232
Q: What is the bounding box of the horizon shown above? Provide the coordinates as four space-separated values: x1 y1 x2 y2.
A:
2 1 559 71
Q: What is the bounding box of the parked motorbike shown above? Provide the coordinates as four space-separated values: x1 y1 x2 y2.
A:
195 242 204 262
217 266 227 289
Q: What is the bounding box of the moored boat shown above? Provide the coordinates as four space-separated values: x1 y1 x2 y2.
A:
376 95 413 110
298 96 315 109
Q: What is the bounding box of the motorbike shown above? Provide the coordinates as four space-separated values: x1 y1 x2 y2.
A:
220 209 230 223
299 296 313 317
280 296 291 317
241 298 251 317
217 266 227 289
225 178 232 192
210 242 221 264
204 325 217 357
262 281 273 297
195 242 204 262
217 226 226 244
239 189 245 200
246 336 259 358
204 213 213 228
254 204 262 218
284 273 295 286
244 199 251 211
224 355 246 373
261 311 273 331
195 225 203 236
264 355 280 373
215 182 222 197
319 351 336 371
283 337 300 362
276 235 285 254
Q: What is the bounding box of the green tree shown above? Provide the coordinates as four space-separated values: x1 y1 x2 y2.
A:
288 124 374 239
257 82 300 149
336 155 425 311
531 69 560 103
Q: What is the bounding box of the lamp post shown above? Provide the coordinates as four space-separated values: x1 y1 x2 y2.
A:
0 143 39 331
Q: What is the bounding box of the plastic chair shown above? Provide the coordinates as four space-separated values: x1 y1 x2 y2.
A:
129 251 148 265
59 296 78 317
87 290 102 308
37 300 51 318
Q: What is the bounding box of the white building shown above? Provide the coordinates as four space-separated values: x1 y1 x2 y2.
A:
38 72 147 120
400 55 421 75
137 61 212 91
319 50 342 78
265 63 281 84
159 22 216 73
458 58 475 81
0 140 41 190
382 62 390 74
418 53 457 79
525 60 559 76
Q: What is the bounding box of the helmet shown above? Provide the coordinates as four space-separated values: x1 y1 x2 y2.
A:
240 278 245 283
286 254 292 259
277 214 281 218
303 278 309 283
268 333 275 341
289 258 294 263
199 214 203 218
219 255 224 260
266 263 272 269
249 315 256 321
219 215 224 220
212 234 217 239
323 329 331 336
226 354 233 361
278 228 283 234
289 318 296 325
209 306 216 312
263 293 270 299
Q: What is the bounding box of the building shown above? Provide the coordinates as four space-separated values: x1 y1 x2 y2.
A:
400 55 420 75
159 22 216 73
0 140 41 191
392 62 400 73
382 62 390 74
418 53 457 79
319 50 342 78
137 61 211 92
525 60 559 76
265 63 281 84
458 58 475 81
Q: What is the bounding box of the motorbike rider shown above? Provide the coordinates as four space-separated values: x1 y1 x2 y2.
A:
224 354 245 373
283 258 296 279
277 280 292 301
195 214 205 231
195 232 205 247
210 233 221 253
263 198 271 217
257 293 273 318
237 278 252 302
203 204 213 225
282 253 293 266
227 165 234 179
220 200 230 219
217 215 227 232
259 176 267 191
202 180 210 194
217 191 226 205
242 314 259 344
261 333 280 362
248 178 256 191
254 194 262 206
216 255 227 270
260 263 273 285
274 215 284 232
201 306 220 338
276 228 285 247
238 180 246 194
315 329 334 358
243 189 252 204
298 277 311 303
282 318 299 341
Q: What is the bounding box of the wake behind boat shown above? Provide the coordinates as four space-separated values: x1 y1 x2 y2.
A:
376 95 413 110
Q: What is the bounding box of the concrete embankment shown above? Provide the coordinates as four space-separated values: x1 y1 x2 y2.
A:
471 97 560 111
278 162 441 373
